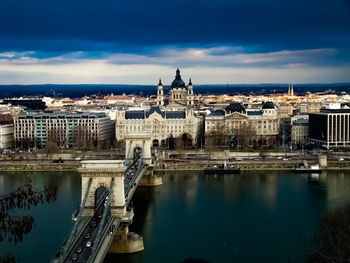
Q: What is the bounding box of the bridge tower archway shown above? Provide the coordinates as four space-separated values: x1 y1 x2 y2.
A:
79 160 126 217
124 133 152 164
94 186 108 211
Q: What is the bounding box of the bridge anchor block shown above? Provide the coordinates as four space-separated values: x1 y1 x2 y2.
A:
108 225 144 254
139 168 162 186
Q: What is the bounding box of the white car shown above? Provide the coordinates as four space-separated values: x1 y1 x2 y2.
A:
86 241 92 247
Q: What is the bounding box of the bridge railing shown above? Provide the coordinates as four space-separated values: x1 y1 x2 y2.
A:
56 177 92 262
86 216 118 263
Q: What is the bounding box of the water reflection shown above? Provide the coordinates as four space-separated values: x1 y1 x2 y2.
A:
0 171 80 263
1 171 350 263
109 170 350 263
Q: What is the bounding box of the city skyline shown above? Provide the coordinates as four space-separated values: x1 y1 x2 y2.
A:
0 0 350 84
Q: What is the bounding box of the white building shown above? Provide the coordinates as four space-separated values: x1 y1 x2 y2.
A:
0 123 14 148
115 106 200 147
14 112 114 148
205 102 280 146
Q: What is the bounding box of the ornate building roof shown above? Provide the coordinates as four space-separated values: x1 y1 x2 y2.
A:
225 102 246 114
171 68 185 88
125 106 186 119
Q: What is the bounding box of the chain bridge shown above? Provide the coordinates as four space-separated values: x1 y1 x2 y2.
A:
53 133 161 263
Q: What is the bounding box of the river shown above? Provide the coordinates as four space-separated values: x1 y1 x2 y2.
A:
1 170 350 263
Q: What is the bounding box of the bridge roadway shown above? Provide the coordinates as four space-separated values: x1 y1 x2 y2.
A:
58 158 148 263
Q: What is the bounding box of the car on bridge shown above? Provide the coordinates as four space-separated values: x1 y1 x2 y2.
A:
86 241 93 247
71 253 78 262
84 233 91 239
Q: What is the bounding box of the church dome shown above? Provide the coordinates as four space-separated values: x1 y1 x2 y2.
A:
171 68 185 88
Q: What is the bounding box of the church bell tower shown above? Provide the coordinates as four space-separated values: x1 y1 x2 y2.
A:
156 78 164 106
187 78 194 106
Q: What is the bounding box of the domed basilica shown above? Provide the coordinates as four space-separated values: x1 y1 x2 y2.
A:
156 68 194 108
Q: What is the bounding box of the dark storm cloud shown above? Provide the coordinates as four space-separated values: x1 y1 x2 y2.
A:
0 0 349 52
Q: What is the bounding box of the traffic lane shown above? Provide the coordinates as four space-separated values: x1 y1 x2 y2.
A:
65 204 106 262
65 216 101 262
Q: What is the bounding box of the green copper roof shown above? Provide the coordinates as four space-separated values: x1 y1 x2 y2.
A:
171 68 185 88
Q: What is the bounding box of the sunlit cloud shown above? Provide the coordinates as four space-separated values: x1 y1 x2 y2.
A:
0 47 348 84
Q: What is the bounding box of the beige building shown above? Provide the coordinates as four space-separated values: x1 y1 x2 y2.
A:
291 119 309 147
299 101 323 114
0 123 14 148
205 102 280 146
278 103 294 118
115 106 200 147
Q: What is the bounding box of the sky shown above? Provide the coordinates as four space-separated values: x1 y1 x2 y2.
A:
0 0 350 84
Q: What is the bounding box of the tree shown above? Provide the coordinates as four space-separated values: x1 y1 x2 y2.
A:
205 123 229 149
306 204 350 262
0 114 13 123
0 181 57 262
232 122 256 150
168 134 176 150
181 133 193 147
45 141 60 154
72 125 97 151
15 137 34 150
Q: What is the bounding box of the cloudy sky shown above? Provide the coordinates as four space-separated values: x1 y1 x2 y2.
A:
0 0 349 84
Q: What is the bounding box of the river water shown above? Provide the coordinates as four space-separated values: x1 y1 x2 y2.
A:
1 170 350 263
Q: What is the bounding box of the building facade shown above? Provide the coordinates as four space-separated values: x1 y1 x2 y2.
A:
0 123 14 148
299 101 323 114
205 102 280 146
291 119 309 148
309 108 350 149
14 112 114 148
115 106 200 147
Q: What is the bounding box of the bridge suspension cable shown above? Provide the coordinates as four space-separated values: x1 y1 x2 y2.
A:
140 141 145 164
58 177 92 263
125 141 133 166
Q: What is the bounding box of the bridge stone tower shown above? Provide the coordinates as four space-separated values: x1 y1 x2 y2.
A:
79 160 126 217
124 132 152 165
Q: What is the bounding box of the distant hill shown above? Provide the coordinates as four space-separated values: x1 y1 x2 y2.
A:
0 83 349 98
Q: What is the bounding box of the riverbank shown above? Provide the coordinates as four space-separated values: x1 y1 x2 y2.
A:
1 158 350 172
0 160 80 171
155 158 350 171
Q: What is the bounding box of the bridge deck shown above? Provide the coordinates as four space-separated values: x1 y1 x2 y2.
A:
55 157 148 263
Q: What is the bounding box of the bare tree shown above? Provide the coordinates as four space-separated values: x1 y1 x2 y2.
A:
45 141 59 155
15 137 34 150
205 123 229 149
0 181 57 262
232 122 256 150
306 204 350 263
0 114 13 123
